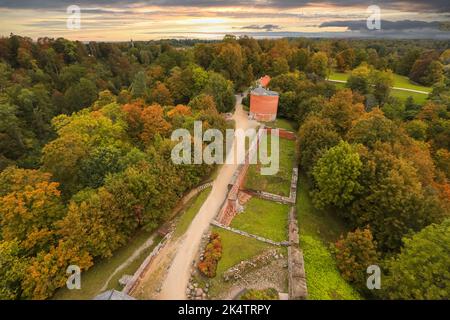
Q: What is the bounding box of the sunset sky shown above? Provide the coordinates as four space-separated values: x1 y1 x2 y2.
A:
0 0 449 41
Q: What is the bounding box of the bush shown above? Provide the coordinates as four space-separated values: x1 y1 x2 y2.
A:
240 288 279 300
198 232 222 278
333 227 379 291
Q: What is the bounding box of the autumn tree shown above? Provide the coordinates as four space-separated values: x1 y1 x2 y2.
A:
149 81 173 106
334 227 379 290
165 67 194 104
321 89 364 135
350 144 443 251
307 52 329 78
56 188 130 258
347 108 399 149
21 240 92 300
140 104 172 144
188 94 217 113
0 167 64 254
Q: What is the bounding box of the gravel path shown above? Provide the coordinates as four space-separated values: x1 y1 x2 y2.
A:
157 96 258 300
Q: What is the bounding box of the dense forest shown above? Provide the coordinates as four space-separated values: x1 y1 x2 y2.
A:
0 34 449 299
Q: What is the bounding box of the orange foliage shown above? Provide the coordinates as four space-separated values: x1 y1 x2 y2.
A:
197 232 222 278
167 104 192 118
140 104 172 144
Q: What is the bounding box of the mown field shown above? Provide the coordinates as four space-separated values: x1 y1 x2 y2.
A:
329 71 431 104
245 135 296 197
231 197 289 242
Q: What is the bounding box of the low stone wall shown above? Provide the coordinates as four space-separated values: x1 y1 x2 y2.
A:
211 220 288 247
246 189 293 205
287 207 307 300
245 167 299 205
289 168 298 203
222 249 284 282
123 232 172 296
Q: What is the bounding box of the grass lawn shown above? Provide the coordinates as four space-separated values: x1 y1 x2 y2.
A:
296 175 362 300
245 136 296 197
391 73 432 93
329 71 349 82
202 227 275 297
174 187 212 238
329 71 431 104
214 227 274 276
53 229 159 300
231 197 289 242
391 88 428 105
263 118 297 131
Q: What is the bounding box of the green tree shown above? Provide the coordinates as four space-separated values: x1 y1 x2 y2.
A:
382 220 450 300
373 70 394 105
298 115 340 174
42 108 127 195
307 52 329 78
202 72 235 113
130 70 147 99
312 141 363 209
64 78 97 113
188 94 217 113
347 63 371 94
0 240 27 300
435 149 450 178
270 57 289 76
405 120 428 141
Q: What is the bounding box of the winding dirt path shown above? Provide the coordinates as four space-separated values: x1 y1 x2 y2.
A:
157 96 258 300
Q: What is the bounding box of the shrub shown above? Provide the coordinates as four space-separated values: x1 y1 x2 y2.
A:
333 227 379 291
198 232 222 278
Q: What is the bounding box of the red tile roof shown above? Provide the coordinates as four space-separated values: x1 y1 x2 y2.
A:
260 75 271 87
